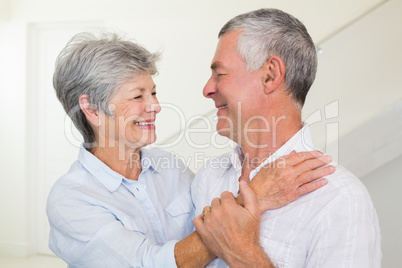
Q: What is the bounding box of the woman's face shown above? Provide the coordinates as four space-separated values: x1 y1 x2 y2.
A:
100 72 161 150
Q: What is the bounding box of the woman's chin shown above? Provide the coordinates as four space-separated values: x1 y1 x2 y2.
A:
140 138 157 148
126 135 157 149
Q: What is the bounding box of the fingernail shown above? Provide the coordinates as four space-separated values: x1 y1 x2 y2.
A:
326 155 332 162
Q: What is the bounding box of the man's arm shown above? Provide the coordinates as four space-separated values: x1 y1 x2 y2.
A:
307 193 381 267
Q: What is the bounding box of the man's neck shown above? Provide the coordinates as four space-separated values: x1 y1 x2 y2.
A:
239 111 302 181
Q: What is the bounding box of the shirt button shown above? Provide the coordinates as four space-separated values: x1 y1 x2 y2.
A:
150 215 155 220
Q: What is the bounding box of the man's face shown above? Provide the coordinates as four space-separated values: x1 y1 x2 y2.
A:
203 30 266 144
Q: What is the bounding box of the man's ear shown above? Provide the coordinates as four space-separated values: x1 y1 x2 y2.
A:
79 94 100 126
261 56 286 95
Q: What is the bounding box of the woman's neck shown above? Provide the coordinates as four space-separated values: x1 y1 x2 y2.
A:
91 144 142 181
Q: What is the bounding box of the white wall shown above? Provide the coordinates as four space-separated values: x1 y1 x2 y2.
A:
0 0 401 261
0 22 31 256
0 0 10 20
361 155 402 268
304 0 402 150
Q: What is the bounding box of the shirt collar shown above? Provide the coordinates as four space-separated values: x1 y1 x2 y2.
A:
139 149 159 174
78 145 158 192
228 145 243 172
224 124 317 179
249 124 317 179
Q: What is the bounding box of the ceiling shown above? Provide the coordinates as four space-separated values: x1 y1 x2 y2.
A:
3 0 386 44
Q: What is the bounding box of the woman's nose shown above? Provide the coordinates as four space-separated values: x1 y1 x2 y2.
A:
145 96 161 114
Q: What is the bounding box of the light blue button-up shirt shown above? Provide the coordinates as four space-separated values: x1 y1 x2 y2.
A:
47 145 195 267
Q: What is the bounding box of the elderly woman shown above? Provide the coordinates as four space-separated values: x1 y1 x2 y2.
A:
47 32 332 267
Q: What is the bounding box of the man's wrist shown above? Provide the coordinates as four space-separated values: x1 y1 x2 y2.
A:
223 244 274 268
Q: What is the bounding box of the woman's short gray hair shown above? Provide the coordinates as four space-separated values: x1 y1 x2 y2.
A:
219 8 317 106
53 32 160 147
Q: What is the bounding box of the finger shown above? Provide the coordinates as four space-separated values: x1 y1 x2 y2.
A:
193 215 211 241
293 155 333 176
284 150 324 166
202 205 212 215
296 165 335 185
202 210 211 220
279 150 297 161
211 198 221 209
295 178 328 196
282 150 296 159
220 191 236 204
239 180 260 219
193 215 204 232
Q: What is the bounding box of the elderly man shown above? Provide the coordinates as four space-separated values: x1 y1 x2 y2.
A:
193 8 381 267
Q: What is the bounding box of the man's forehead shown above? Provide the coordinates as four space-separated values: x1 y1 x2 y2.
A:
211 32 243 70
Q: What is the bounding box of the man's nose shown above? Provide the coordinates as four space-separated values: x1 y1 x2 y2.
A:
203 76 217 98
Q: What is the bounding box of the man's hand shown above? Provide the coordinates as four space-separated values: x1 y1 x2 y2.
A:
241 151 335 212
194 181 274 268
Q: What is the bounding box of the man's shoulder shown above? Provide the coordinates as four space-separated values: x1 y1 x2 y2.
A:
292 163 375 216
269 163 374 218
260 163 377 235
325 163 370 197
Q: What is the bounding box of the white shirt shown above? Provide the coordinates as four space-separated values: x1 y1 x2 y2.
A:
192 126 382 267
47 145 195 268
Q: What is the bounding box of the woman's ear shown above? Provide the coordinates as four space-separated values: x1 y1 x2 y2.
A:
79 94 101 126
261 56 286 95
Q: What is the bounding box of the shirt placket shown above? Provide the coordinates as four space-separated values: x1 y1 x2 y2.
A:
131 182 168 244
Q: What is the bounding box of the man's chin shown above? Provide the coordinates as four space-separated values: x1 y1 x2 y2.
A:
216 127 233 141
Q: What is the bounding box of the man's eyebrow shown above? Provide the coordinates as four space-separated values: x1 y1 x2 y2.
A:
210 62 221 70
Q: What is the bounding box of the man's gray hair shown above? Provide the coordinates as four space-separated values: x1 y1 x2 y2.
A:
219 8 317 106
53 32 160 146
